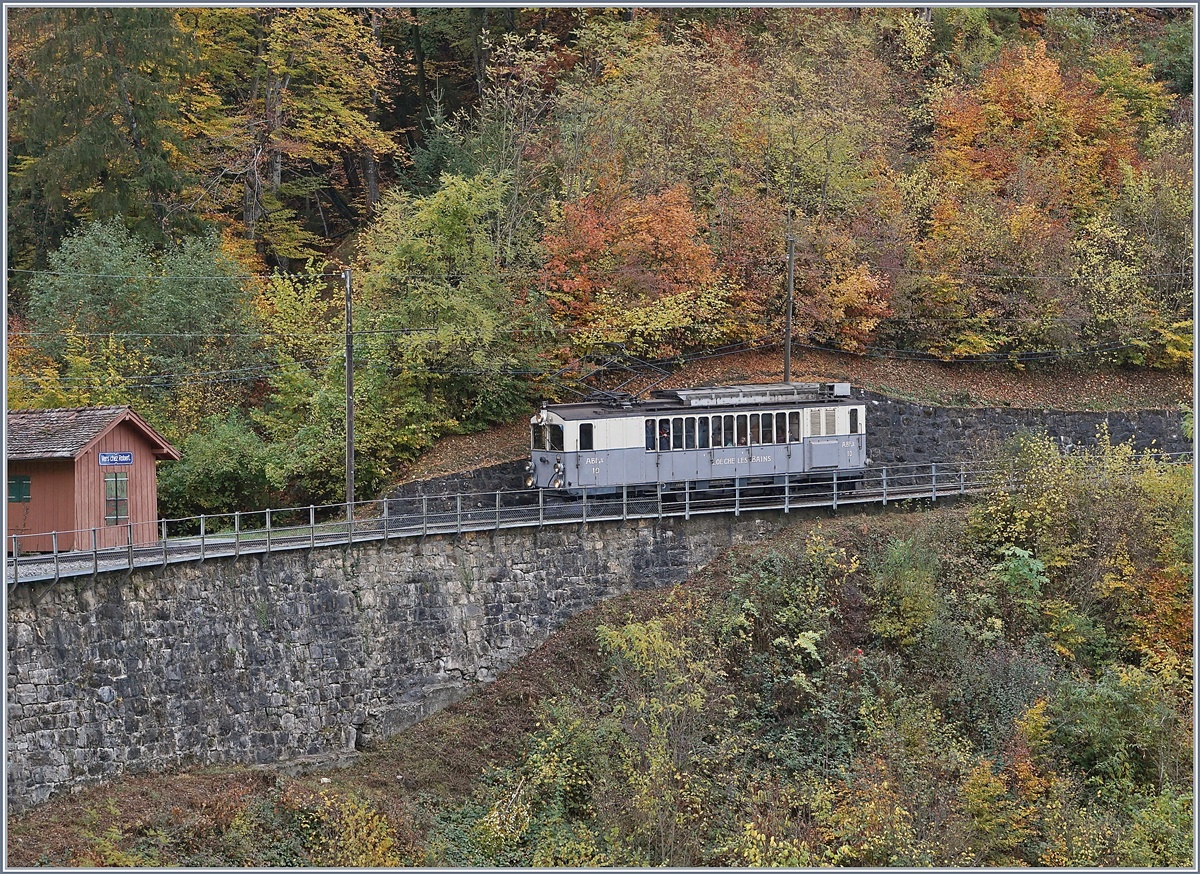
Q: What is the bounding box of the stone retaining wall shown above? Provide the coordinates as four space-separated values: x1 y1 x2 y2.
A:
6 513 787 812
858 390 1188 467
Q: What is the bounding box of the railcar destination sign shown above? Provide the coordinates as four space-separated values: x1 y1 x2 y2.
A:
98 451 134 466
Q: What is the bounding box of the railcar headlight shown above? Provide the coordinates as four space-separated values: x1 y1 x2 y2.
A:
550 474 564 489
525 475 536 488
524 461 533 473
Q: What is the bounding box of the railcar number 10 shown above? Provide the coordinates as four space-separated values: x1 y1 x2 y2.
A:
524 382 868 496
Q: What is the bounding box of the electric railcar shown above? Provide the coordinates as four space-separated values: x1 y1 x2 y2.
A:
525 382 868 496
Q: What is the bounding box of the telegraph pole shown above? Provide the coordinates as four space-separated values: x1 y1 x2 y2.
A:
784 234 795 383
344 268 355 522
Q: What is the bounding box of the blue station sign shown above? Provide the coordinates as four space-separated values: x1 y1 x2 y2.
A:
98 451 134 466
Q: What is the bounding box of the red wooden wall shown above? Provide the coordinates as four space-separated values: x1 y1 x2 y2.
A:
75 422 164 549
6 459 76 552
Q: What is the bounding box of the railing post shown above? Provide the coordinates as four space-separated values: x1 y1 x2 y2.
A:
161 520 168 568
266 508 272 552
832 472 838 510
310 506 316 549
784 478 790 513
657 482 663 519
622 484 628 521
10 536 18 587
199 515 206 563
91 528 98 576
235 511 241 558
582 488 588 524
52 531 60 583
537 489 543 527
348 503 354 543
684 481 690 520
385 499 391 541
423 496 428 537
127 522 134 569
931 463 938 500
456 495 462 534
882 468 888 506
734 478 741 517
959 467 965 494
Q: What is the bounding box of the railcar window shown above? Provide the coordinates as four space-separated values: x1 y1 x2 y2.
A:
580 423 594 451
762 412 774 444
698 417 710 449
672 417 684 450
736 414 748 445
532 424 540 449
711 416 723 446
789 411 800 442
749 414 761 445
723 415 735 446
685 417 696 449
549 424 564 451
850 409 859 434
825 408 836 435
646 420 656 450
658 419 671 451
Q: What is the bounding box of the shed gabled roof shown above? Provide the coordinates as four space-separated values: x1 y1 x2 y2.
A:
6 406 181 462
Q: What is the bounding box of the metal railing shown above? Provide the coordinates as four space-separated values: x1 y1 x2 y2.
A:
5 455 1189 587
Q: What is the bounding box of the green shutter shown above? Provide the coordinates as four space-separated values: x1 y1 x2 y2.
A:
7 476 31 502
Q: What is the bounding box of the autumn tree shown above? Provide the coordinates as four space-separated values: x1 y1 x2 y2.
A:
888 39 1176 359
183 8 397 267
542 185 749 358
6 7 200 272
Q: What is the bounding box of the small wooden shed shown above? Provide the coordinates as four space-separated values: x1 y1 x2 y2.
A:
6 406 181 553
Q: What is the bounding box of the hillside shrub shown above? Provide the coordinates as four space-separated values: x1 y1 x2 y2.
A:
867 536 940 646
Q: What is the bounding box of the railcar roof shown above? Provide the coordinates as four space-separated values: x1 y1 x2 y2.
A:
539 383 857 421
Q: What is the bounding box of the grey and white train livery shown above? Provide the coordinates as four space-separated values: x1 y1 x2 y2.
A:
525 382 868 496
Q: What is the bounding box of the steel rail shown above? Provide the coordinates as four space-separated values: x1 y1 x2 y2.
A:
4 455 1190 586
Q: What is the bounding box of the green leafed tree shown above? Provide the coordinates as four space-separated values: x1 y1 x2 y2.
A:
20 220 260 434
357 171 539 427
157 412 275 523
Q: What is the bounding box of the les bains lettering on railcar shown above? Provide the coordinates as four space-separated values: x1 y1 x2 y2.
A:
525 382 868 498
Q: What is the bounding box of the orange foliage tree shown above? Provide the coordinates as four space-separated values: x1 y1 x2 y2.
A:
893 39 1165 359
932 40 1142 214
541 185 748 358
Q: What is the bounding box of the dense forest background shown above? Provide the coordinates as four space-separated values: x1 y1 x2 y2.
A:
5 6 1194 516
4 9 1194 868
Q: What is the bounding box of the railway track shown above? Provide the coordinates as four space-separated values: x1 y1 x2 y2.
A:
6 455 1189 586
